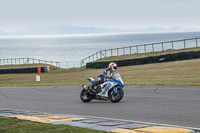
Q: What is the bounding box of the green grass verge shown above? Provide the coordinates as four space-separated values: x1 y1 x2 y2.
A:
0 116 106 133
0 58 200 86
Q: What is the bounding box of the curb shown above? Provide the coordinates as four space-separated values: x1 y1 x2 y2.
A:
0 108 199 133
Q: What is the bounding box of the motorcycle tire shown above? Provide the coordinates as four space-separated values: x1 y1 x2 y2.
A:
109 87 124 103
80 89 92 102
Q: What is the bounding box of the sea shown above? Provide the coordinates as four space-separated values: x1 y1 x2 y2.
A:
0 32 200 68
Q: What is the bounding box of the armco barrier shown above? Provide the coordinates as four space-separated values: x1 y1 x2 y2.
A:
194 51 200 58
0 66 50 74
86 51 200 69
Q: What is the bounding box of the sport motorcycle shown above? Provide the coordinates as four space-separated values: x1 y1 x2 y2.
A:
80 73 124 103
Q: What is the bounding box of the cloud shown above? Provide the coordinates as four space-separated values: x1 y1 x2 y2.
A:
1 0 200 32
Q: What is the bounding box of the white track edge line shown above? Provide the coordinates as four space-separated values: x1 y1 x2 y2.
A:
1 108 200 131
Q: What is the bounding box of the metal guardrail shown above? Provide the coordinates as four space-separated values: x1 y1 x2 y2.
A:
81 37 200 66
1 37 200 69
0 58 82 69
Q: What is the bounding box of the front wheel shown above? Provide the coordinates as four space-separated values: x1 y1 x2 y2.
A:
80 89 92 102
109 87 124 103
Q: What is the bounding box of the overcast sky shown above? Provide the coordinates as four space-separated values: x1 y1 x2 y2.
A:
0 0 200 32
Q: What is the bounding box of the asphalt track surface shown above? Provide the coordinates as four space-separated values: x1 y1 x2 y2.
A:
0 86 200 128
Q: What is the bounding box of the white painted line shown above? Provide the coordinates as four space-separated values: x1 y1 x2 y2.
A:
1 108 199 131
69 114 200 131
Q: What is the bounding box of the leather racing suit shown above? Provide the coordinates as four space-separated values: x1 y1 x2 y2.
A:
90 68 114 92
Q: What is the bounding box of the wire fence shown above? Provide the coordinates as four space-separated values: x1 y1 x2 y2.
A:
81 37 200 66
1 37 200 69
0 58 82 69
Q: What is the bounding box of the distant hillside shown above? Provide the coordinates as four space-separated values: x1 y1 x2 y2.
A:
0 26 199 36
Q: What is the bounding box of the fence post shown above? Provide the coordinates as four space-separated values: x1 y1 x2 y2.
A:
100 51 102 59
105 50 107 57
96 52 98 60
100 51 105 58
136 46 138 54
184 39 186 48
130 46 132 54
152 43 154 52
196 38 198 47
171 41 174 50
123 47 125 55
144 45 146 53
162 42 164 51
111 49 113 56
117 48 119 56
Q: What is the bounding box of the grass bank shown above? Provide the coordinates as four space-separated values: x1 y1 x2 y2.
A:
95 47 200 62
0 117 106 133
0 58 200 86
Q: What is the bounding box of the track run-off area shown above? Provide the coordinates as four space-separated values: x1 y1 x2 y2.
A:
0 86 200 129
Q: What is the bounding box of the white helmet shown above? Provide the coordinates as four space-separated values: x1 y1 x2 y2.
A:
108 62 117 72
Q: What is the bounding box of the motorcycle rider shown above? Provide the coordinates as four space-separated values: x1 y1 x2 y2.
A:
90 62 117 95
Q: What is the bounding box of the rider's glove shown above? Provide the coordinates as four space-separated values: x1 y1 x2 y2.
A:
105 75 111 79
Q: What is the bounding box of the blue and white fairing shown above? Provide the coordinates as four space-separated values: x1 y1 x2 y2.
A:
87 73 124 96
103 73 124 94
87 78 95 83
103 73 124 87
114 73 124 87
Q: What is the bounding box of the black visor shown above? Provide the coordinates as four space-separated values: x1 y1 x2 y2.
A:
113 66 117 70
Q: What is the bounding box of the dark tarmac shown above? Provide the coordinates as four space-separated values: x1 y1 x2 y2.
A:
0 86 200 128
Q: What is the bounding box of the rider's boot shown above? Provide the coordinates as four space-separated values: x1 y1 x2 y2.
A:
89 82 97 94
89 80 102 94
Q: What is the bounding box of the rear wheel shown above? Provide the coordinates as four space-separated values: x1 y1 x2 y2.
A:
80 89 92 102
109 87 124 103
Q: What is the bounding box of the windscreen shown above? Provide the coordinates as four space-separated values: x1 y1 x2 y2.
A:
114 73 121 79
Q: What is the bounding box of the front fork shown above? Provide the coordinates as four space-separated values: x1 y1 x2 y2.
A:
114 86 118 94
